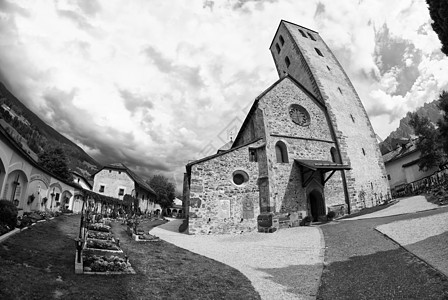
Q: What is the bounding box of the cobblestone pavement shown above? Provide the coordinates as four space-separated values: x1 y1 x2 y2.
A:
318 206 448 299
151 221 324 300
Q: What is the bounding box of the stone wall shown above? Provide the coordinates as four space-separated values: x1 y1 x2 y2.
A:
187 140 264 234
255 77 346 214
270 21 390 212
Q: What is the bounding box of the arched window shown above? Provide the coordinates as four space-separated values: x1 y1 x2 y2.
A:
275 141 289 163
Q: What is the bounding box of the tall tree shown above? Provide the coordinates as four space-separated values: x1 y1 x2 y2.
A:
147 175 175 212
437 91 448 155
427 0 448 55
38 146 73 182
409 112 444 171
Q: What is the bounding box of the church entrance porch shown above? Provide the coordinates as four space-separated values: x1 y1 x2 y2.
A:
295 159 351 221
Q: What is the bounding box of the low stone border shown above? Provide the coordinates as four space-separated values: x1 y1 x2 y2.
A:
0 228 21 243
84 247 123 253
132 233 160 242
75 250 136 275
83 268 136 275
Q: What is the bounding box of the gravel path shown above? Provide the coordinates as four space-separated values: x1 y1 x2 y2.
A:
318 208 448 299
346 195 438 220
151 221 324 300
376 212 448 277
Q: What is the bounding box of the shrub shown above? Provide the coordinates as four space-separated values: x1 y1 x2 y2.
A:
300 216 312 226
179 219 188 233
327 211 336 220
0 199 18 229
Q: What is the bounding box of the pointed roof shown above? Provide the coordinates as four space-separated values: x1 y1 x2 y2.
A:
232 74 328 147
96 163 156 195
217 139 233 153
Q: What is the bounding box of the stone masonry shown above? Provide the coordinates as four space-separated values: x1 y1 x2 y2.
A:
270 20 390 211
184 20 390 234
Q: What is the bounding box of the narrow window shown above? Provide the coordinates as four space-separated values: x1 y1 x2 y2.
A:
299 29 307 38
279 35 285 45
99 185 105 193
362 148 366 156
55 193 60 201
338 87 343 94
370 182 373 189
308 32 316 41
118 188 125 196
350 114 355 123
285 56 291 68
387 174 391 180
275 43 280 54
109 170 111 173
118 171 121 174
315 48 324 57
249 149 257 162
326 66 331 71
275 141 289 163
330 147 341 163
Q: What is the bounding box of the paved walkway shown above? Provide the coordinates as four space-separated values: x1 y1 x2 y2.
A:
151 221 324 300
318 204 448 299
346 195 438 220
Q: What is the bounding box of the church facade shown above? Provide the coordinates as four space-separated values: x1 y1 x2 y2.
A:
184 20 390 235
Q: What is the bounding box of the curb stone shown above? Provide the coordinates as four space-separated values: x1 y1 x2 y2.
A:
374 227 448 281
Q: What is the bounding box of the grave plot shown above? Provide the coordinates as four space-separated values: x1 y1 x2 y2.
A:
125 215 161 242
75 202 135 275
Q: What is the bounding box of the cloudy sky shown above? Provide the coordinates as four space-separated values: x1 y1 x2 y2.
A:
0 0 447 190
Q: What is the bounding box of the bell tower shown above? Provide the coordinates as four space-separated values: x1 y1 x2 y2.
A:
269 20 390 211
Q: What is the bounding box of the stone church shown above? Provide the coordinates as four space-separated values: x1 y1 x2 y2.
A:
184 20 390 235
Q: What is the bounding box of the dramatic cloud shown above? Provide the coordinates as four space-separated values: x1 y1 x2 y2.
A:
0 0 447 190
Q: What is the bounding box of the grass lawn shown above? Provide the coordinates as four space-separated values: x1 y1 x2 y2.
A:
0 215 260 300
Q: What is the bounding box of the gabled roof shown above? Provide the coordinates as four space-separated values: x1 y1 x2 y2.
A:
217 140 233 153
95 162 156 195
232 74 328 147
382 139 419 164
187 138 264 168
71 171 93 190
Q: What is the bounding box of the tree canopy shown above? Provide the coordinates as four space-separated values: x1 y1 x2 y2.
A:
437 91 448 154
147 175 175 210
409 91 448 170
38 146 73 182
427 0 448 55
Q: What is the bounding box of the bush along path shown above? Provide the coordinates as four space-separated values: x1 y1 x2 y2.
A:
317 207 448 300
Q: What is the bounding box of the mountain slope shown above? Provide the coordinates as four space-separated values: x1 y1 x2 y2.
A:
380 100 443 154
0 82 100 177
